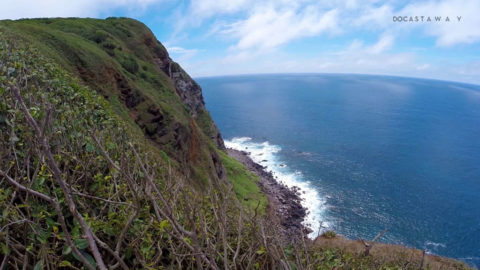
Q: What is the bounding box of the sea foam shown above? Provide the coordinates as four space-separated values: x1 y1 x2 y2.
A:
225 137 329 236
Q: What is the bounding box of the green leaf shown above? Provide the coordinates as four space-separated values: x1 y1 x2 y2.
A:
0 242 7 255
73 250 97 269
46 217 58 227
106 142 115 150
256 246 266 255
85 142 95 153
183 237 192 245
158 219 170 232
125 247 132 259
82 251 97 269
33 261 42 270
59 260 73 267
62 245 72 255
140 245 151 255
284 244 293 256
72 224 80 238
37 176 46 186
36 230 48 244
74 238 89 249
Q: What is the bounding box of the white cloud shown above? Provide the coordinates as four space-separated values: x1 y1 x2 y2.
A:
167 46 195 53
0 0 160 19
189 0 253 19
350 0 480 47
400 0 480 46
222 4 339 51
416 63 430 70
366 34 394 54
3 0 479 84
178 0 480 84
166 46 199 61
354 3 394 29
187 32 480 85
347 39 364 50
323 36 415 74
187 36 417 77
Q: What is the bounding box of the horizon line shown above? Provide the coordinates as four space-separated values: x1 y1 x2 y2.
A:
194 72 480 88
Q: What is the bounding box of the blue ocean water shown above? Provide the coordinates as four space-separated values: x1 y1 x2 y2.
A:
197 74 480 266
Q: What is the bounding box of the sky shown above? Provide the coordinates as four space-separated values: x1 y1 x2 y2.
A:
1 0 480 84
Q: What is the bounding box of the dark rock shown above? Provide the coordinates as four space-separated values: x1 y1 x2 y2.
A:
226 148 308 239
150 44 226 150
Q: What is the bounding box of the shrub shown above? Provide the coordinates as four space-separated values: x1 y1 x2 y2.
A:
322 230 337 239
93 29 109 43
102 40 116 50
119 55 139 74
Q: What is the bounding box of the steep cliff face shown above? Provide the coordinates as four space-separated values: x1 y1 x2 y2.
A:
1 17 225 183
170 63 226 150
0 28 267 269
149 40 226 150
0 18 474 270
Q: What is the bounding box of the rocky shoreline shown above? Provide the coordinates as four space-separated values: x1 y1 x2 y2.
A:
227 151 475 269
227 148 310 237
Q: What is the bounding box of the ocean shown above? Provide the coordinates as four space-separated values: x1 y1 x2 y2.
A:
197 74 480 267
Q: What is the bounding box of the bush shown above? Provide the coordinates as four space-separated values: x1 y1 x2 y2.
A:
119 55 139 73
322 230 337 239
93 29 109 43
102 40 116 50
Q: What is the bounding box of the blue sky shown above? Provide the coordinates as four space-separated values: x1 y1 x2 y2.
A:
1 0 480 84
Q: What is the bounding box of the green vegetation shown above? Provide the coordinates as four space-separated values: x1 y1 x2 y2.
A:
196 110 216 138
219 151 267 213
0 28 272 269
322 230 337 239
0 18 473 270
0 18 203 161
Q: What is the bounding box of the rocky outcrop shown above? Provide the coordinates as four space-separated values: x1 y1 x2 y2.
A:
170 62 204 118
8 17 228 185
227 149 308 237
150 41 226 150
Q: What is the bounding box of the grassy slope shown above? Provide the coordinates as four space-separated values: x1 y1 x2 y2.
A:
313 234 473 270
0 17 265 209
0 22 271 269
0 18 473 269
218 151 267 212
1 18 187 136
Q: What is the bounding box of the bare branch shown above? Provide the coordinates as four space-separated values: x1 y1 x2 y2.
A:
0 169 95 270
0 219 32 234
11 85 107 270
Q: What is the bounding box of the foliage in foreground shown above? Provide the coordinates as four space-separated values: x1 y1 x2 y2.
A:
0 32 286 269
0 17 227 186
0 26 473 270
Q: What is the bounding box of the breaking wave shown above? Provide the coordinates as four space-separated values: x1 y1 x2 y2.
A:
225 137 330 236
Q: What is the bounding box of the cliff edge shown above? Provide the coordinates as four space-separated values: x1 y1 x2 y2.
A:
0 18 473 270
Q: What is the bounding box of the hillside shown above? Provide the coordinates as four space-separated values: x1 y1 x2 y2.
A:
1 17 227 183
0 18 474 269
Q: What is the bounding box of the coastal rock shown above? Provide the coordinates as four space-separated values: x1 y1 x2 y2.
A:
227 148 309 237
150 42 226 150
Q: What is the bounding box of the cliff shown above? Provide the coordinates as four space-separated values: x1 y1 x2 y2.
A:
0 17 269 269
0 18 473 269
0 18 228 184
